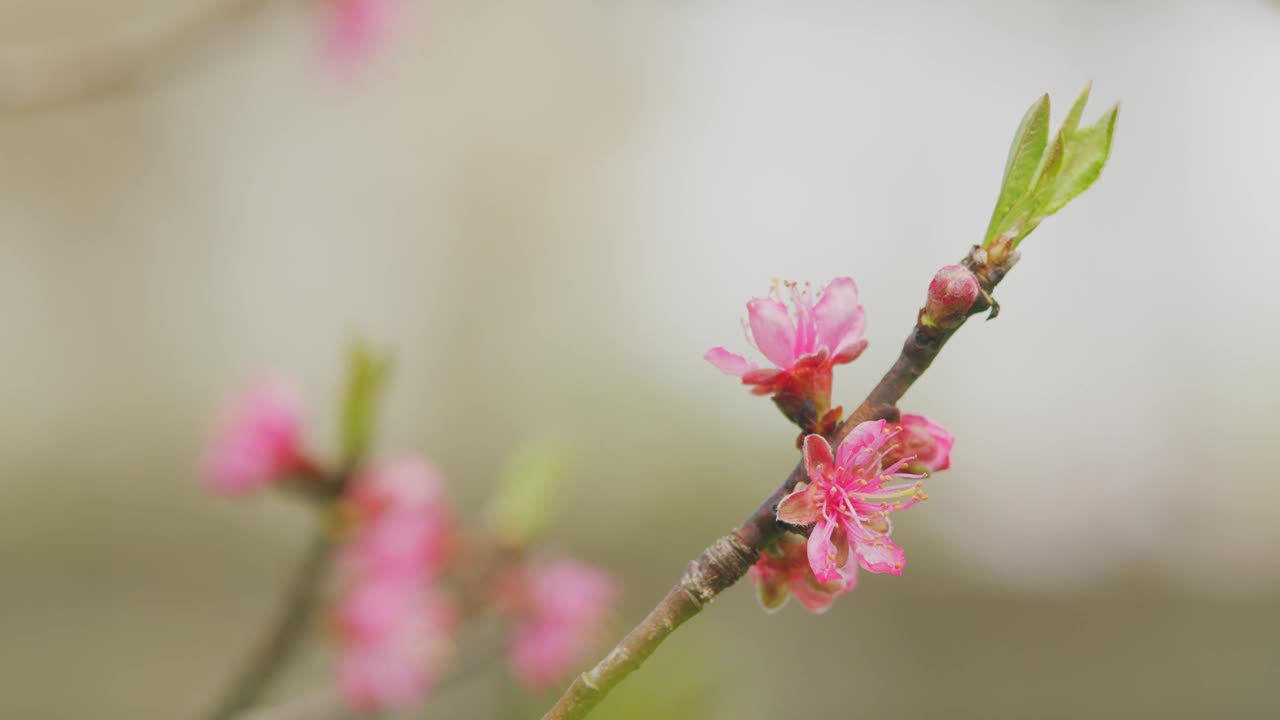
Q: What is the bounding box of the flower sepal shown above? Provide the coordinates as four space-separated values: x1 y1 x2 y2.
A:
748 533 857 614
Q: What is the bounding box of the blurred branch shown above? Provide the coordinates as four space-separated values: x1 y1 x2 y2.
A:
541 248 1013 720
207 527 336 720
0 0 288 111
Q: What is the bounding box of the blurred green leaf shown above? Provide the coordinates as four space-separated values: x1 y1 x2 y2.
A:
339 340 392 467
487 440 573 546
984 93 1050 245
984 85 1118 249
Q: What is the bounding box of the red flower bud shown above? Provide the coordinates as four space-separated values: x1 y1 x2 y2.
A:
923 265 980 327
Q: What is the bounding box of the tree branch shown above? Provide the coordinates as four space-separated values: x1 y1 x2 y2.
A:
541 248 1008 720
206 526 336 720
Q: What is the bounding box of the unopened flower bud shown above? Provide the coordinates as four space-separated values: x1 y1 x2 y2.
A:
883 414 955 476
922 265 981 327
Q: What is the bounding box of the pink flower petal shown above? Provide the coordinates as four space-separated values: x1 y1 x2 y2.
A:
802 433 835 483
812 277 865 359
360 456 446 511
326 0 397 68
747 298 798 368
807 519 844 584
788 577 838 613
790 552 857 614
854 534 905 576
337 575 418 642
789 284 819 358
899 414 956 472
751 535 859 615
836 419 887 470
342 509 448 580
509 561 618 691
776 488 821 526
340 641 428 712
334 455 459 713
836 551 860 590
830 336 869 365
203 379 304 497
336 592 456 712
704 347 756 377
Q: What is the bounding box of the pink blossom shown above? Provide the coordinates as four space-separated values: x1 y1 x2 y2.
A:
748 533 857 614
337 588 456 712
335 456 456 712
202 380 308 497
342 457 454 579
503 561 618 691
884 414 955 475
345 456 450 525
325 0 398 68
705 278 867 429
777 420 942 582
343 508 453 580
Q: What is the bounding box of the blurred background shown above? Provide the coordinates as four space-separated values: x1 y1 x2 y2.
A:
2 0 1279 717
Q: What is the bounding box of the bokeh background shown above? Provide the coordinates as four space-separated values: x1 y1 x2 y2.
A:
3 0 1279 718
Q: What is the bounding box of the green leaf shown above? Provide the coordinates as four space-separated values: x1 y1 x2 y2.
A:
984 93 1050 245
339 340 392 467
1059 82 1092 138
1038 103 1118 218
1031 129 1067 204
486 440 572 546
983 85 1118 250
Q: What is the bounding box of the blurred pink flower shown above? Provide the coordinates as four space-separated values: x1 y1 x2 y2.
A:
705 278 867 429
502 560 618 691
342 457 455 579
325 0 398 68
777 421 934 582
748 533 856 614
342 507 453 580
338 587 456 712
884 414 955 475
335 456 456 712
203 380 308 497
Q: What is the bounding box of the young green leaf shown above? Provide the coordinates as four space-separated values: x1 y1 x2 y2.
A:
984 93 1051 245
1038 103 1118 218
486 440 572 546
339 340 392 467
983 85 1118 251
1028 129 1067 213
1059 82 1092 138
